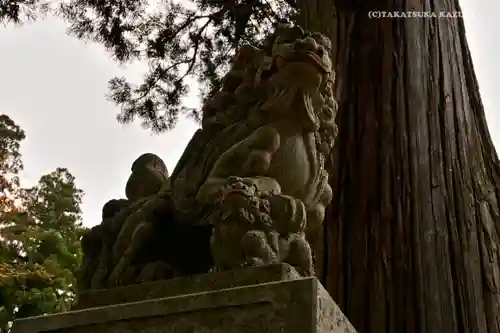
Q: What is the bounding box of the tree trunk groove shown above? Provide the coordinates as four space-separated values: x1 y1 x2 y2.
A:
296 0 500 332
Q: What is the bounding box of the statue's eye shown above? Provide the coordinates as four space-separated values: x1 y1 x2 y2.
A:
276 36 292 45
276 36 287 43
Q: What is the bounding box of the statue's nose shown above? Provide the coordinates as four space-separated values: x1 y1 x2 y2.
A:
231 181 245 189
293 37 319 53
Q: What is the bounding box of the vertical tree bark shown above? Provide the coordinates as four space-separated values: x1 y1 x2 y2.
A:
296 0 500 332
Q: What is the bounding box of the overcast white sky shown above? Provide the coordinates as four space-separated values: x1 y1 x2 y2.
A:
1 0 499 227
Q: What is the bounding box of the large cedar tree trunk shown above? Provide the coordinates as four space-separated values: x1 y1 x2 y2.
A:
296 0 500 332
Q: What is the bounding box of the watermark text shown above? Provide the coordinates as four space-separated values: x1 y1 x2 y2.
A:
368 11 463 19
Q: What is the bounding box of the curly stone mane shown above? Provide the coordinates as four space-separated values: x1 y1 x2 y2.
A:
170 24 338 224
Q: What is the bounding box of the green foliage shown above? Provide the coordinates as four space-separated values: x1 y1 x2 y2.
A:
0 115 25 195
1 0 295 132
0 115 86 332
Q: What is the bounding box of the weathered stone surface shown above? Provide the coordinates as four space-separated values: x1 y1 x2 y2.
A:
12 275 356 333
78 25 339 292
75 263 301 309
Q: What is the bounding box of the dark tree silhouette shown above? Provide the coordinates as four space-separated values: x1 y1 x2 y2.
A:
60 0 296 131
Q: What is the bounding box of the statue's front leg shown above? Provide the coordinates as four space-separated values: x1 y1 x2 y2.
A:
196 125 281 203
284 234 314 277
210 220 247 272
267 194 307 234
266 194 317 276
90 245 112 289
304 180 333 276
241 230 279 266
108 220 153 286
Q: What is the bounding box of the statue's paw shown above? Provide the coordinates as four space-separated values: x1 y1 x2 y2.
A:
294 265 314 277
244 257 266 267
108 259 128 285
123 266 138 284
242 150 272 175
211 265 236 272
138 261 177 282
108 265 136 287
107 270 122 286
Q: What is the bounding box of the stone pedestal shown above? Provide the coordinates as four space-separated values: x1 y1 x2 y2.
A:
12 264 357 333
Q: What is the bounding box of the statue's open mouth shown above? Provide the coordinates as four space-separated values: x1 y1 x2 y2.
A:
226 189 251 196
224 187 254 201
292 50 330 73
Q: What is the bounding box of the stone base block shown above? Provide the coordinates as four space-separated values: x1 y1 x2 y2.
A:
75 263 302 309
12 265 356 333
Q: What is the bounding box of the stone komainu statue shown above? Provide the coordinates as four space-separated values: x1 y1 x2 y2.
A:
77 24 339 292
